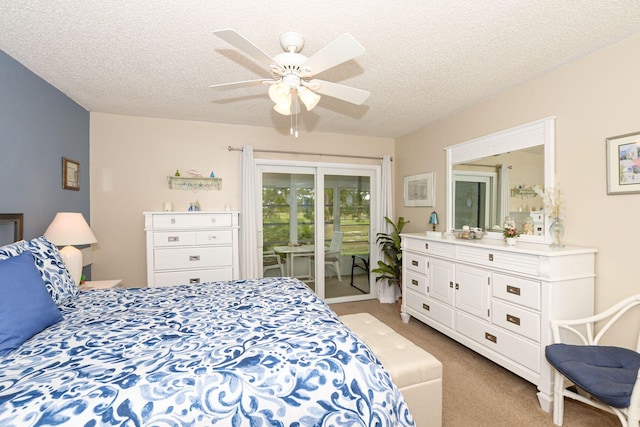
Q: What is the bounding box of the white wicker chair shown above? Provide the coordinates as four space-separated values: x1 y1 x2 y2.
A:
547 294 640 426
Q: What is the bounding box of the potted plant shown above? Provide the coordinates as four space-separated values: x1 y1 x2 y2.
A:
503 225 520 246
372 217 408 295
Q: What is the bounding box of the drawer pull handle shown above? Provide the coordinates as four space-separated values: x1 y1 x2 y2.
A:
425 243 429 250
170 218 176 224
449 281 453 288
485 332 497 344
189 255 201 261
189 278 200 284
411 279 419 286
168 236 179 242
488 253 494 262
412 260 419 266
507 285 521 296
455 283 459 290
208 235 217 240
507 314 521 326
422 303 430 311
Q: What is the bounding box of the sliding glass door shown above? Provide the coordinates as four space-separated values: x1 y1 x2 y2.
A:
258 161 378 303
321 173 371 299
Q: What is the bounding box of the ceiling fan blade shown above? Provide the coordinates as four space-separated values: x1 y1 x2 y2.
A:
214 29 276 70
209 79 273 90
306 79 370 105
302 34 365 76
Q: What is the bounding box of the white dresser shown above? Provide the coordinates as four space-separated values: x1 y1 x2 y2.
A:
144 211 239 287
400 233 596 412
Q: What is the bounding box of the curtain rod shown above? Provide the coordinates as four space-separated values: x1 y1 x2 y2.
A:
227 146 391 161
458 163 511 169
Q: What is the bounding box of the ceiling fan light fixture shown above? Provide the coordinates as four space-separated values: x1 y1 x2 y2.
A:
298 86 321 111
273 98 292 115
268 82 290 104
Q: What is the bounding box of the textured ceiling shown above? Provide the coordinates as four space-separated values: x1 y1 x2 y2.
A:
1 1 640 138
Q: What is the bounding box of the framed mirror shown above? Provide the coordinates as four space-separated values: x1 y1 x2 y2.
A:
445 117 555 243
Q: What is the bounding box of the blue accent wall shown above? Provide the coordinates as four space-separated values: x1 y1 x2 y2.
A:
0 50 90 241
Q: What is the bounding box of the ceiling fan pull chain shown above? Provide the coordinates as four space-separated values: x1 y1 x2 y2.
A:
294 95 299 138
290 110 294 136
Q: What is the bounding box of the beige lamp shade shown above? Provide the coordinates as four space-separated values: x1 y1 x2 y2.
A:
44 212 97 284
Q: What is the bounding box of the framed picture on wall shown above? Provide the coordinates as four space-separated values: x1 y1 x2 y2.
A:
403 172 434 207
62 157 80 191
606 131 640 195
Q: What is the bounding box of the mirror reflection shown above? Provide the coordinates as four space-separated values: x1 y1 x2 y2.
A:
445 117 555 243
452 145 545 235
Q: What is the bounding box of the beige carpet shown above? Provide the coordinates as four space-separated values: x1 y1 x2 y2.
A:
330 299 619 427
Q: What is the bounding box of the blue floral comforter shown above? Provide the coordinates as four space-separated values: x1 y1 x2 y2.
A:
0 277 414 426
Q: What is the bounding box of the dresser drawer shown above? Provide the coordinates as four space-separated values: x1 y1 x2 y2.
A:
405 252 428 275
195 230 233 245
154 246 233 270
404 237 455 257
152 213 233 229
406 291 454 329
153 268 233 287
405 270 427 294
492 273 540 310
456 311 540 373
492 300 540 342
153 231 196 247
456 245 540 276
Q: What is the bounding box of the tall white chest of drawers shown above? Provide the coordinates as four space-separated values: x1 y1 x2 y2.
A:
144 211 239 287
400 233 596 412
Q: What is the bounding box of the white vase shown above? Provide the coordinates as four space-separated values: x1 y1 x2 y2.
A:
505 237 517 246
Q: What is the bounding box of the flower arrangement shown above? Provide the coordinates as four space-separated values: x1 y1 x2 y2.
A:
534 184 563 218
503 226 520 239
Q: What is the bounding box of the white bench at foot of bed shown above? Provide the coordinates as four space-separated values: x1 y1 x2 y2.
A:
339 313 443 427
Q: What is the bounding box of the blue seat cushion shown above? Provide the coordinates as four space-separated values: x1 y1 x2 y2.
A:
546 343 640 408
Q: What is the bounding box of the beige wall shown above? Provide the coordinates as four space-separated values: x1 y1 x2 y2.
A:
91 32 639 340
395 32 640 325
89 113 394 286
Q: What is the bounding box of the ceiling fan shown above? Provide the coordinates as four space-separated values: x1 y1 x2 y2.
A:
209 29 370 117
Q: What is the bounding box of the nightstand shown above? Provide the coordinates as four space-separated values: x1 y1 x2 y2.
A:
81 279 122 290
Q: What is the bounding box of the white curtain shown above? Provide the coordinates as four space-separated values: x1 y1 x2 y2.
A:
239 145 260 279
499 164 510 227
377 155 400 303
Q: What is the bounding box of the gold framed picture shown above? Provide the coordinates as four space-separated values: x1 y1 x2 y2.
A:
62 157 80 191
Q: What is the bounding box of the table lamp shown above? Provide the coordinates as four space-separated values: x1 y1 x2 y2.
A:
429 211 439 231
44 212 97 285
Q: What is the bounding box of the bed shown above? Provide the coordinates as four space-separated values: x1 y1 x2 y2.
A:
0 236 415 426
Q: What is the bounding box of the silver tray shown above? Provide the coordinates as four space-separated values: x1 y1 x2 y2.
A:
451 229 485 240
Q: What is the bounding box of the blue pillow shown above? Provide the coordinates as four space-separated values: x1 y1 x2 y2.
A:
0 251 63 356
0 236 78 306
